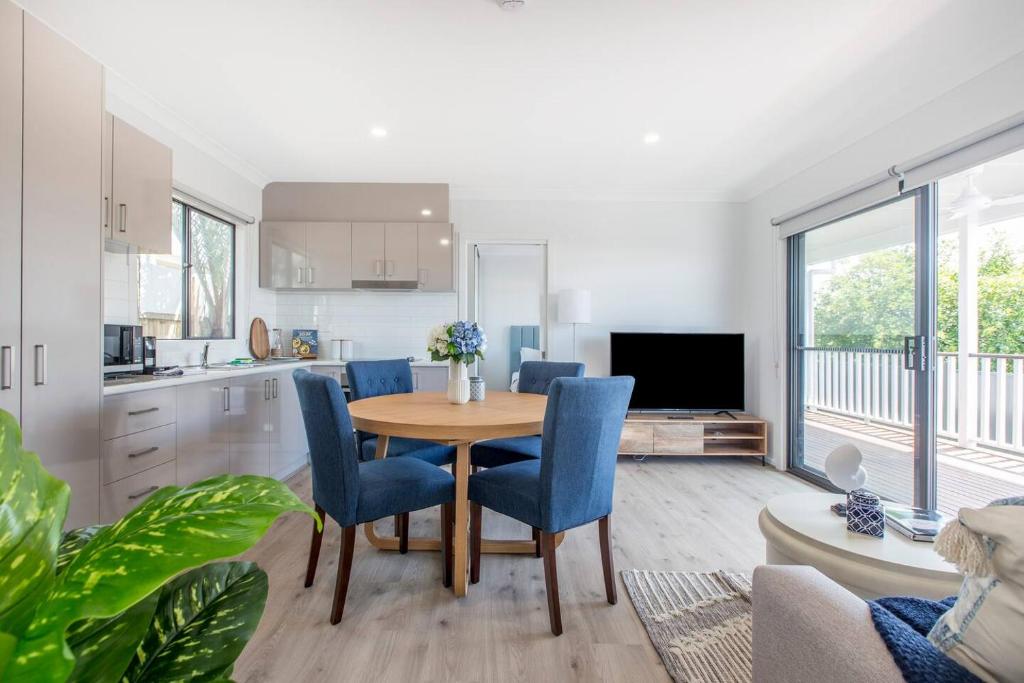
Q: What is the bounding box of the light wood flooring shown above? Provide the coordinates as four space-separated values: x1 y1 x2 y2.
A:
234 457 815 682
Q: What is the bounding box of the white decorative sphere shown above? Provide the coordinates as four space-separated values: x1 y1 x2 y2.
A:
825 444 868 493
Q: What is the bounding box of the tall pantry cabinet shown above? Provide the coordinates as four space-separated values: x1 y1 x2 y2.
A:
1 2 103 528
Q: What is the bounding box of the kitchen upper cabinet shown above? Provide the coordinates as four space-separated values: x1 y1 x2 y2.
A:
384 222 419 283
260 221 306 288
306 222 352 289
0 0 21 423
351 221 386 284
228 373 270 476
21 12 102 528
417 223 453 292
176 382 230 485
106 115 172 253
268 371 308 479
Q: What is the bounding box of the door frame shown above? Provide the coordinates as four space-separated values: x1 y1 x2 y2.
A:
786 185 938 509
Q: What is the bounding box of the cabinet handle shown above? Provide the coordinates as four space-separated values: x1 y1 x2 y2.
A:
272 377 278 398
119 203 127 233
297 267 304 284
307 267 314 284
374 260 382 277
223 386 230 412
128 446 160 459
1 345 12 390
265 379 271 400
386 260 394 277
104 196 110 230
34 344 47 386
128 485 159 500
128 407 159 416
418 268 427 287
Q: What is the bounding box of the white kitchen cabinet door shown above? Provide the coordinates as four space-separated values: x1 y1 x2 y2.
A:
176 382 230 485
416 223 453 292
269 371 308 480
385 222 419 282
413 366 448 392
21 14 102 529
260 221 307 289
305 222 353 289
101 112 113 240
351 222 385 284
110 116 172 254
311 366 344 385
0 0 21 423
228 374 271 476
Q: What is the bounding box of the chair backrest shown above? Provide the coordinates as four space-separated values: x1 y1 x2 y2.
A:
345 359 416 449
539 376 634 533
292 369 360 526
518 361 585 395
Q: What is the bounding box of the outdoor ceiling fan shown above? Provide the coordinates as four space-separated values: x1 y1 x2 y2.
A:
946 166 1024 220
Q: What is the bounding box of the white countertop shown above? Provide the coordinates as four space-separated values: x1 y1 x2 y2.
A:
103 358 449 396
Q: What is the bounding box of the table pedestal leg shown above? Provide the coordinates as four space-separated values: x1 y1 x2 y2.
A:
452 441 470 597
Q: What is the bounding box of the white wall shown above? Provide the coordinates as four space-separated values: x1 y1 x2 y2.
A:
741 51 1024 468
452 198 745 377
103 72 271 368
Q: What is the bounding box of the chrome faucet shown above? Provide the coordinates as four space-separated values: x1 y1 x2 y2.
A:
201 342 210 369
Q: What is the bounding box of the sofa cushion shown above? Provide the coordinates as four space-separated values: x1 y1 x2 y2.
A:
928 496 1024 682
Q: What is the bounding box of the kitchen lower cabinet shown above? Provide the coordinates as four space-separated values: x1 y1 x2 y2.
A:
227 374 271 476
176 382 230 485
268 370 308 479
101 460 176 524
413 366 448 392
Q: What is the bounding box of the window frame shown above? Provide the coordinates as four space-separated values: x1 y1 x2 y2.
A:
169 198 237 341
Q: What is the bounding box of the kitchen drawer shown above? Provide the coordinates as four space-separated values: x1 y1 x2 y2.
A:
101 423 176 485
103 387 176 439
653 423 703 455
100 459 176 523
619 422 653 453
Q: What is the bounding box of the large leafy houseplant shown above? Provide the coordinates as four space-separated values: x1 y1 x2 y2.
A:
0 410 317 682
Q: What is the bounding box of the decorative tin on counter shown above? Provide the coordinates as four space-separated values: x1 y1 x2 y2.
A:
846 489 885 538
469 376 486 401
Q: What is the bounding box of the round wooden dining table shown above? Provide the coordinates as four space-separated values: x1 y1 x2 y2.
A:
348 390 548 597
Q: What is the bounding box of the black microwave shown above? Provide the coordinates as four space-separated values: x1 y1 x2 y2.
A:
104 324 143 372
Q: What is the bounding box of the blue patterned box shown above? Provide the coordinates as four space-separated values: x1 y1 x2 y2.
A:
847 489 885 538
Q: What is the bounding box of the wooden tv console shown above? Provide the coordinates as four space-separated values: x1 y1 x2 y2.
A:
618 412 768 462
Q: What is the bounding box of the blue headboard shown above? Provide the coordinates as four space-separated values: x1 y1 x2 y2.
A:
509 325 541 384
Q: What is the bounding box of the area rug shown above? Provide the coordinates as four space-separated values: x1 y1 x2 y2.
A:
621 569 752 683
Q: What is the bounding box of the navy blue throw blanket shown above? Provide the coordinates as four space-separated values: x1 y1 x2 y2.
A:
868 596 980 683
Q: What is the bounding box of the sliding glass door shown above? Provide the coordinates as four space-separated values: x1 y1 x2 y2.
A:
789 188 936 509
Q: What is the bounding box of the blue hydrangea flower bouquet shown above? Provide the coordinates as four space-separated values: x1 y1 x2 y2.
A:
428 321 487 403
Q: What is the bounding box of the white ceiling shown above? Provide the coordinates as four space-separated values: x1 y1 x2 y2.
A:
17 0 1024 201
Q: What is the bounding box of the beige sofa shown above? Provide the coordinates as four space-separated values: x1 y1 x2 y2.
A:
752 565 904 683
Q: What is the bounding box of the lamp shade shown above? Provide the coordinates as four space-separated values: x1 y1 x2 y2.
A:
557 289 591 324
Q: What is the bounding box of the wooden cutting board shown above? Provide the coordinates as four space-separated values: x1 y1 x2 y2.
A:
249 317 270 360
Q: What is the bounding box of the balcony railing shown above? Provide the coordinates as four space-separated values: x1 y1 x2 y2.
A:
803 347 1024 455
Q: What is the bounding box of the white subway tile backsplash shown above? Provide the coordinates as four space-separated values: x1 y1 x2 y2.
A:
275 291 457 359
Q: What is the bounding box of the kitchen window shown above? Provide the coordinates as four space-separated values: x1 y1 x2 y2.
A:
137 199 235 339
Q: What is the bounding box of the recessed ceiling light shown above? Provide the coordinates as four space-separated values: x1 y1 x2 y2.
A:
421 208 433 217
643 132 660 145
370 126 388 138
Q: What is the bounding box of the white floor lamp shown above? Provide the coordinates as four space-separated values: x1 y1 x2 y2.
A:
558 289 591 362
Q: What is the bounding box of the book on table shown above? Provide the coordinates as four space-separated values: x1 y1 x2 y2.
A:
883 505 952 542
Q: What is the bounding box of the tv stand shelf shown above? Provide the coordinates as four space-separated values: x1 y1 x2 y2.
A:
619 413 768 462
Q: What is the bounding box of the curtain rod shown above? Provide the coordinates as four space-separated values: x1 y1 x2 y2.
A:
172 183 255 225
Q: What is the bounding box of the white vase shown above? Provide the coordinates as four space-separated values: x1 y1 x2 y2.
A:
447 359 470 404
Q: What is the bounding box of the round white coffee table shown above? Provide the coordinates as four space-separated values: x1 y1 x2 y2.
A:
758 492 962 600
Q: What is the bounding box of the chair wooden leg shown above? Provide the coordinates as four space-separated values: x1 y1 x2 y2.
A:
532 527 542 558
441 502 454 588
599 515 617 605
398 512 409 554
541 531 563 636
304 504 325 588
330 525 357 625
470 502 482 584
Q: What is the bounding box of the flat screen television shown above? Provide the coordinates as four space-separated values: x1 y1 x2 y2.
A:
609 332 744 412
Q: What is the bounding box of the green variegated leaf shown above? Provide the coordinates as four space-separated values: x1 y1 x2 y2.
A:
66 591 159 683
0 409 69 677
57 526 107 576
123 561 268 682
7 474 314 682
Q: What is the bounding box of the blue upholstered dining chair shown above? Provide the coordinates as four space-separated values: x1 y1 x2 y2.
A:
292 370 456 624
471 361 584 470
345 359 456 466
468 375 634 636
